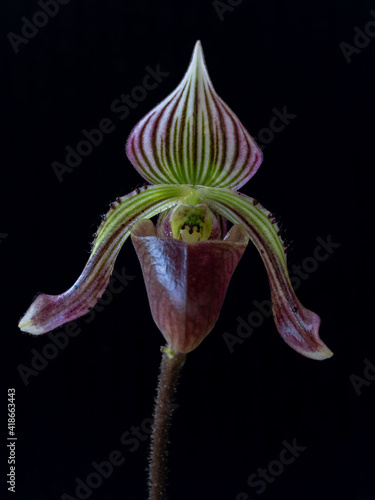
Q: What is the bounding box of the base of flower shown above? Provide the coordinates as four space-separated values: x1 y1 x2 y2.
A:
148 345 186 500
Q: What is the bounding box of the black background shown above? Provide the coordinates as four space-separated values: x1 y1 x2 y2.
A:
2 1 375 499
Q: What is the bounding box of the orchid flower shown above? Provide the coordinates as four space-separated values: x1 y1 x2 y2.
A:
18 41 332 361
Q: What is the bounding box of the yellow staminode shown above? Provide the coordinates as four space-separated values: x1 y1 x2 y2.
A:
170 204 213 241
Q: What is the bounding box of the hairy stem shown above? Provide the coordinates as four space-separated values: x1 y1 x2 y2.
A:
148 346 186 500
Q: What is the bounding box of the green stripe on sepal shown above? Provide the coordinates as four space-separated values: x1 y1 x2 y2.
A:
199 186 333 360
126 41 263 190
18 184 190 335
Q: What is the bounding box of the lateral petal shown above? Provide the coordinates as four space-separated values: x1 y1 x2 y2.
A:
18 185 189 335
200 187 333 360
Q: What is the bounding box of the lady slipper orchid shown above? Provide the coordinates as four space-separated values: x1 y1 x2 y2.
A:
18 41 332 361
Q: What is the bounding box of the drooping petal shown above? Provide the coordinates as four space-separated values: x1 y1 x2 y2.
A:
200 187 333 360
18 185 190 335
131 219 249 353
126 41 262 190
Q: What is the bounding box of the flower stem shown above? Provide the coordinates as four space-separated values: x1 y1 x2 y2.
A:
148 345 186 500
